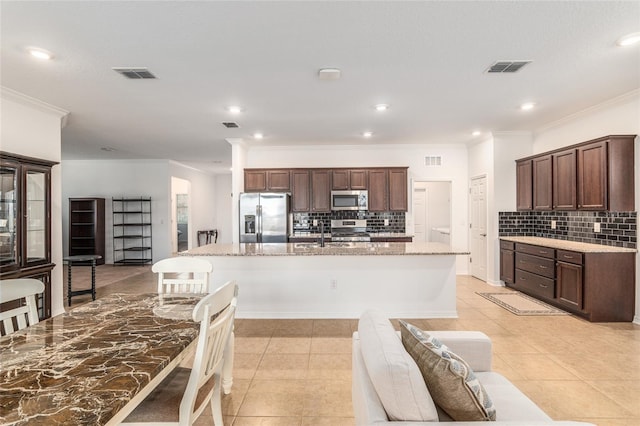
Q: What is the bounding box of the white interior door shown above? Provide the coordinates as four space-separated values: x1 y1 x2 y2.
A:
413 187 428 242
470 176 487 281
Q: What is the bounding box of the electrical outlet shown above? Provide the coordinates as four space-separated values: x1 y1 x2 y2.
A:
330 279 338 290
551 220 556 229
313 219 318 226
384 219 389 226
594 222 601 233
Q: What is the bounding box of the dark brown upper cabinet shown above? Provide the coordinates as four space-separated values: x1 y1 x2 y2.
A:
244 170 267 192
331 169 369 190
368 169 388 212
388 168 408 211
516 135 635 212
516 160 533 211
310 170 331 212
291 170 310 212
553 149 577 210
267 170 291 192
244 169 290 192
349 170 368 190
532 155 553 211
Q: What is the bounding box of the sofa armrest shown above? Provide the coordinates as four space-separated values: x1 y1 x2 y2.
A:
395 330 492 372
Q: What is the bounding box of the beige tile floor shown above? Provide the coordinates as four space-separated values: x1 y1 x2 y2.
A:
65 268 640 426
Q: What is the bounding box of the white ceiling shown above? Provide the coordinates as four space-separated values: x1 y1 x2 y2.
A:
2 1 639 174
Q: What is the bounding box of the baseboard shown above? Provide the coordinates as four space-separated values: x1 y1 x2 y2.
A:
634 315 640 325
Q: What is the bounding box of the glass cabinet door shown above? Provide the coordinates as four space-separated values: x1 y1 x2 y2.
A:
0 162 19 269
24 166 50 266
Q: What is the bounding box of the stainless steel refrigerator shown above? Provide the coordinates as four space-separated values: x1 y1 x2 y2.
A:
239 193 290 243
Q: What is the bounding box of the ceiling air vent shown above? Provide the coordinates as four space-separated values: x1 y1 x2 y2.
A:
222 122 239 128
486 61 531 73
424 156 442 166
112 67 157 79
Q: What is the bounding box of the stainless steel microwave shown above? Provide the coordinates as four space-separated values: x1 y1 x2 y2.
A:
331 190 368 211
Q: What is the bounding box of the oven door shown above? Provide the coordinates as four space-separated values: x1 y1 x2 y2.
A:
331 191 368 211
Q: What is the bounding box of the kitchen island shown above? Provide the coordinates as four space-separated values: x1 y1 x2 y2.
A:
182 242 468 319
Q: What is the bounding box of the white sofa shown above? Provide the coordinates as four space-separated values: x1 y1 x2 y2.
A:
352 311 595 425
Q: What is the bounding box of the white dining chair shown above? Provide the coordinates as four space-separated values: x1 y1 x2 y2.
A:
122 280 238 426
0 278 45 337
152 257 213 294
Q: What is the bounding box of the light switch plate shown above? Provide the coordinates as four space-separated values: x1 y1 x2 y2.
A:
594 222 601 233
551 220 556 229
384 219 389 226
313 219 318 226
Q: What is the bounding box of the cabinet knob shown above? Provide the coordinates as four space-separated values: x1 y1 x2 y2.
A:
539 284 548 288
539 265 547 269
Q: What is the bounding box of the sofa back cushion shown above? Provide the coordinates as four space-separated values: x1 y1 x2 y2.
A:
400 320 497 421
357 310 439 421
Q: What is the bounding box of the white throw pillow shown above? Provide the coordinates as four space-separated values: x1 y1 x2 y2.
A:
357 310 439 421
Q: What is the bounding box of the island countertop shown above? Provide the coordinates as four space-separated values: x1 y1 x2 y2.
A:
182 242 468 257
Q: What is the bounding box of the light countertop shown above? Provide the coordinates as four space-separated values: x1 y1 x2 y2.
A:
288 232 413 239
182 242 467 257
500 236 637 253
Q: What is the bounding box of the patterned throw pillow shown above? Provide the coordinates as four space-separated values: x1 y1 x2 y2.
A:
399 320 497 421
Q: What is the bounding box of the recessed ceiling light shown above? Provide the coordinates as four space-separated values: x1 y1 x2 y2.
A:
520 102 536 111
253 132 264 139
472 131 482 137
318 68 341 80
616 32 640 47
227 106 243 114
362 131 373 138
375 104 389 112
28 47 53 60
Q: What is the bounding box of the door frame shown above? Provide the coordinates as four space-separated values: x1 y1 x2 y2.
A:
469 174 488 281
410 178 452 244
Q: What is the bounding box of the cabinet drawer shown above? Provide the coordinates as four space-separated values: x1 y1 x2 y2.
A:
500 240 515 250
515 243 554 259
515 252 555 279
515 269 555 300
556 250 583 265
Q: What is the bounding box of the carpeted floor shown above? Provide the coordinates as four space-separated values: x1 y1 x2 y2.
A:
477 291 569 316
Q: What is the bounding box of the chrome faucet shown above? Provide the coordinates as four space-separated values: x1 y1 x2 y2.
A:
319 221 325 247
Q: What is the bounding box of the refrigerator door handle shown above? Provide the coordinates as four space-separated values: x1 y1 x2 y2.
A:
257 205 262 243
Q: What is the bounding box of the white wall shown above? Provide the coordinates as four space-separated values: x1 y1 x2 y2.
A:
62 159 171 263
169 162 220 249
532 90 640 324
246 143 470 273
1 88 68 316
215 174 233 244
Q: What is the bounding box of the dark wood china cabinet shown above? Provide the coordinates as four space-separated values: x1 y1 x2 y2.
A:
0 152 57 320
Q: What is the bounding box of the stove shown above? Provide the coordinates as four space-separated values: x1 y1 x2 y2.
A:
330 219 370 242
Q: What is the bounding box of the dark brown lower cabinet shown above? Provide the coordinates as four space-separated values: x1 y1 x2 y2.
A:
500 239 635 322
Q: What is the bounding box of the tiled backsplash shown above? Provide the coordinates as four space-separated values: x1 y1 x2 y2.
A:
499 211 637 248
293 211 405 233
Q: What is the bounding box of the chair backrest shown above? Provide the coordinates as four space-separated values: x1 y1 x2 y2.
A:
0 278 45 337
152 257 213 294
180 280 238 424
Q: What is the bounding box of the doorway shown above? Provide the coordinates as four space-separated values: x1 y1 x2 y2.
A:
412 181 451 244
171 177 191 253
470 175 487 281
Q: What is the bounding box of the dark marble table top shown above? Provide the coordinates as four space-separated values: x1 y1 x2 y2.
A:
0 293 202 425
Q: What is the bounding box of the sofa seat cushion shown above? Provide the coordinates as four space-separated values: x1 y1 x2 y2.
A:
400 320 497 421
475 372 552 422
358 310 439 421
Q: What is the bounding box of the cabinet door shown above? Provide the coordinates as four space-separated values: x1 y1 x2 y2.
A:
532 155 552 210
349 170 368 190
291 170 310 212
553 149 577 210
556 261 583 310
500 249 515 284
368 169 388 212
310 170 331 212
267 170 291 191
388 168 408 211
577 141 607 210
0 160 20 271
244 170 267 192
22 165 51 267
516 160 533 211
331 170 350 190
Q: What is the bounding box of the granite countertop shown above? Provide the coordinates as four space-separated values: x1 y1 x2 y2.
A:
182 242 468 256
288 232 413 239
500 236 637 253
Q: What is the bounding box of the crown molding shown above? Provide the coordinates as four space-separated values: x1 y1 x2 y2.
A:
1 86 70 127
